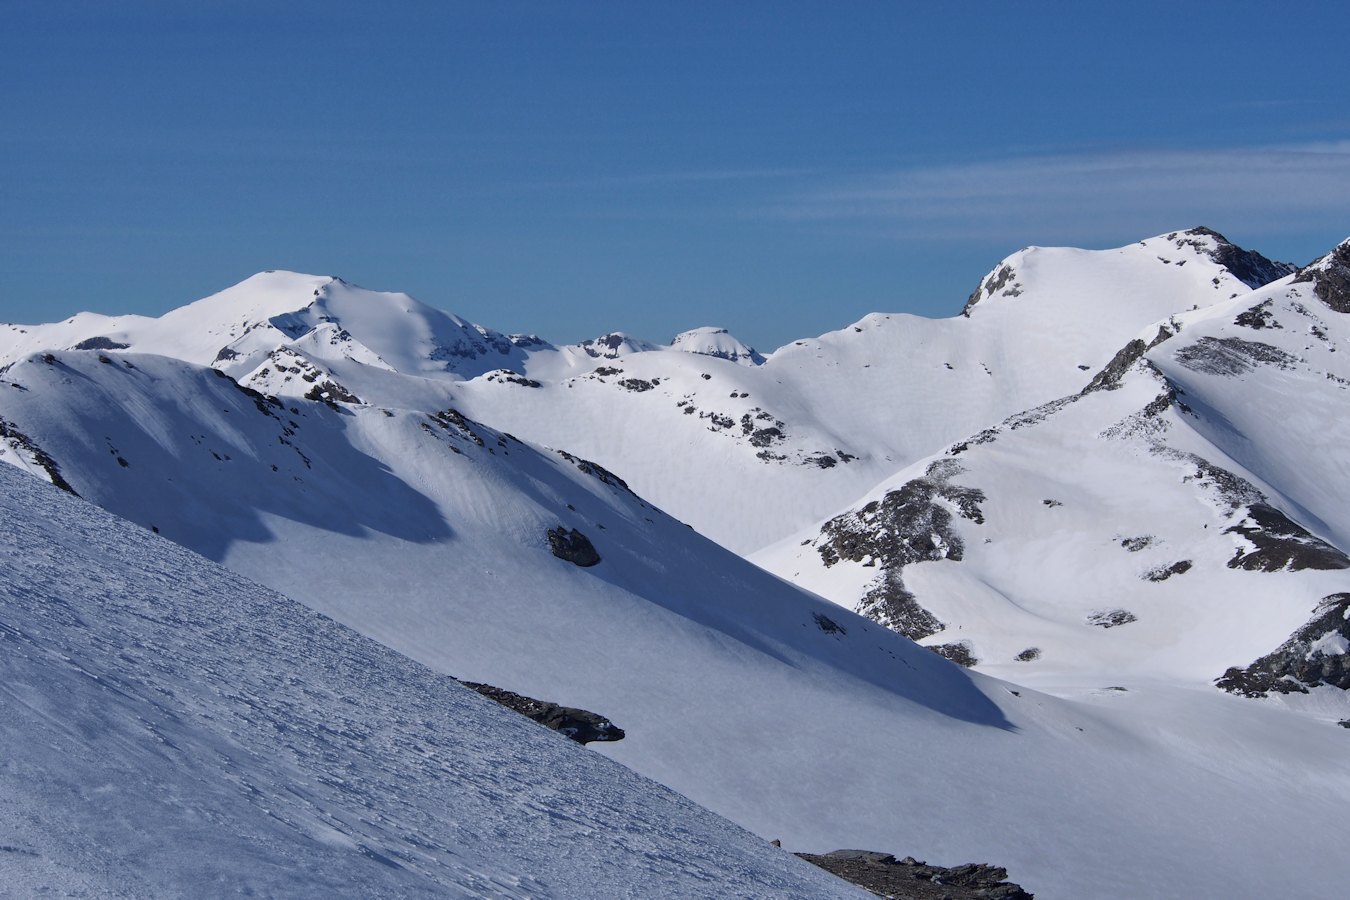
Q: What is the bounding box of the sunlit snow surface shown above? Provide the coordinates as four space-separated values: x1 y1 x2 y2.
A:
3 231 1350 898
0 464 862 898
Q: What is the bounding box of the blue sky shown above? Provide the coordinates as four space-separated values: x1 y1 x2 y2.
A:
2 1 1347 350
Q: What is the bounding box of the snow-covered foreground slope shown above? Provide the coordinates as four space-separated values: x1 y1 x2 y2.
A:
758 241 1350 699
0 228 1290 553
4 344 1350 896
0 463 863 899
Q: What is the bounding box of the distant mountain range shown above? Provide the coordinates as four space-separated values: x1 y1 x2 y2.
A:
2 227 1348 898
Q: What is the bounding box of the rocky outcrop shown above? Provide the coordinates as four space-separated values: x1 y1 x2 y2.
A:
1216 593 1350 697
815 460 984 640
0 415 78 495
796 850 1033 900
1293 238 1350 313
461 681 625 744
1224 504 1350 572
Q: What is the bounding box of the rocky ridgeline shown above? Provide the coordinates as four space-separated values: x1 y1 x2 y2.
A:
796 850 1032 899
461 681 625 744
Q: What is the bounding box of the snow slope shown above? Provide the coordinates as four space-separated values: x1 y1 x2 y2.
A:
0 463 864 899
3 342 1350 896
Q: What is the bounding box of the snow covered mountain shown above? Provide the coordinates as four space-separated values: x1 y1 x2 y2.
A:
0 461 862 898
3 227 1350 898
757 239 1350 699
0 228 1290 554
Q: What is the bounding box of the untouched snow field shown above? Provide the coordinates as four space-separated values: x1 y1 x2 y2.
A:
0 463 861 898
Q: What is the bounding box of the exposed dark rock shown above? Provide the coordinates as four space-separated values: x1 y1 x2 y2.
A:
461 681 624 744
1176 227 1295 290
928 641 977 667
1042 499 1062 508
1173 336 1297 377
618 378 655 392
1082 324 1178 395
428 408 485 446
813 612 846 635
1224 503 1350 572
809 454 838 469
554 449 634 495
815 460 984 639
1172 452 1265 513
796 850 1033 900
1216 593 1350 697
547 527 601 567
0 416 78 496
1015 647 1041 662
580 333 643 359
1145 560 1192 582
1087 609 1137 629
303 379 362 406
1084 339 1148 393
748 426 784 447
1234 300 1282 330
486 369 542 388
1293 239 1350 313
1120 536 1154 552
71 336 130 351
962 263 1023 317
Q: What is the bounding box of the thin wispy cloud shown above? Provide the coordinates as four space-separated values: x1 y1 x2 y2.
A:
770 142 1350 244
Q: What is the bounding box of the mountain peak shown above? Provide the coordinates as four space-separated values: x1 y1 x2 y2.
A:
669 326 765 365
1166 227 1296 290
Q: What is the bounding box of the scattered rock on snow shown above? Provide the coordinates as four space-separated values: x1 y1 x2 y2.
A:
1087 609 1138 629
815 460 984 640
928 641 978 667
1145 560 1192 582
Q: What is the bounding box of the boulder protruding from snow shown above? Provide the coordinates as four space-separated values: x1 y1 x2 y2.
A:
547 526 601 567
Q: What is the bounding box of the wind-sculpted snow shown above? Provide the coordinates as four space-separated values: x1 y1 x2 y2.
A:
0 464 864 899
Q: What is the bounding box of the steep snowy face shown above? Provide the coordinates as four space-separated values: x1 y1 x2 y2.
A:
758 248 1350 694
0 464 863 899
669 326 766 365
